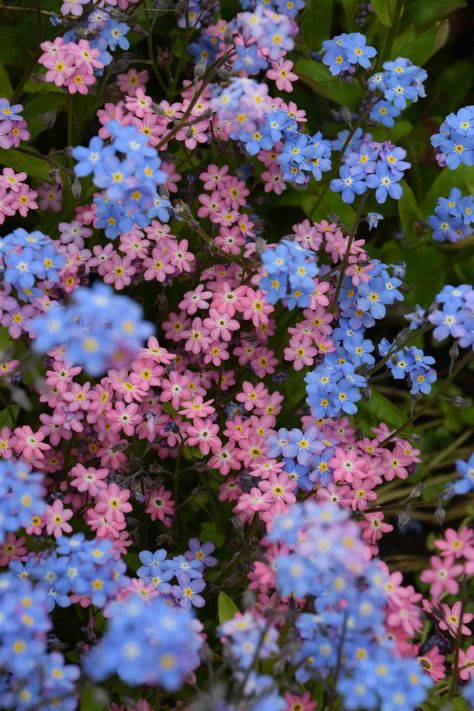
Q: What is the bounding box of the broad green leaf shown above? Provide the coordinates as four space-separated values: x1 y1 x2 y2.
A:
23 78 64 94
391 20 449 65
370 0 400 27
23 94 66 140
402 0 465 27
0 26 24 65
421 165 474 216
302 0 333 52
434 60 473 116
357 390 407 432
398 181 423 242
80 686 109 711
342 0 361 31
370 120 413 144
294 59 363 110
218 591 239 624
0 407 19 429
0 62 12 99
0 148 52 180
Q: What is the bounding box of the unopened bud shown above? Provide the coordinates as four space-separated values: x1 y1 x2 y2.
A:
449 342 460 361
340 106 353 126
194 57 208 79
451 395 471 408
71 176 82 199
398 511 410 530
435 506 445 525
410 483 424 498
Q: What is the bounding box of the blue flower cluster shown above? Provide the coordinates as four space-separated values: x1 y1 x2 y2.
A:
368 57 427 127
428 283 474 350
379 340 437 395
85 595 203 690
431 105 474 169
72 120 169 239
330 130 411 204
0 573 79 711
260 239 319 308
270 502 432 711
10 535 126 611
239 110 333 186
321 33 377 76
266 425 333 491
305 261 404 417
219 612 284 709
452 452 474 496
0 228 65 301
0 459 45 541
30 281 154 375
305 355 368 418
137 538 217 609
463 675 474 706
427 188 474 243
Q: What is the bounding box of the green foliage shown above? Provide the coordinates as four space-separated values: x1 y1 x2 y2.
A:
294 58 363 109
217 592 240 623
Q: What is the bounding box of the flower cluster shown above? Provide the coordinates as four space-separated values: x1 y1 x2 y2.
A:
0 573 79 710
427 188 474 243
1 228 64 301
0 459 45 541
430 105 474 169
38 37 105 94
260 239 319 307
30 281 154 375
368 57 427 127
267 501 433 711
379 340 437 395
429 284 474 350
321 32 377 76
331 130 411 203
73 121 169 239
0 99 29 149
85 595 203 689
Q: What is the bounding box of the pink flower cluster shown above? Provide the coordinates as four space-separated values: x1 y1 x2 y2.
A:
0 167 38 224
38 37 104 94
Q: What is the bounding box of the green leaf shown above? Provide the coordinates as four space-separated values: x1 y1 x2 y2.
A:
370 0 400 27
0 406 19 429
434 60 474 117
342 0 360 31
398 181 423 241
218 591 239 624
302 0 333 52
200 521 225 547
0 148 51 180
402 0 465 27
294 59 363 110
80 686 109 711
391 20 450 64
421 165 474 216
0 62 12 99
357 390 407 432
23 94 66 140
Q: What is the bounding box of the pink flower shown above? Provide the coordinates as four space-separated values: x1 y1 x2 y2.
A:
95 483 133 523
108 402 141 436
69 464 109 497
435 527 474 559
145 485 174 525
13 425 50 460
459 645 474 680
186 419 220 455
236 381 269 412
267 59 298 92
45 499 73 537
438 602 474 637
284 337 317 371
420 555 464 598
417 646 446 682
284 691 317 711
0 533 27 566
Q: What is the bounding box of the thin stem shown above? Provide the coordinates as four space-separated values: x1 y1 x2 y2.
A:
330 193 368 310
173 441 183 541
379 350 473 447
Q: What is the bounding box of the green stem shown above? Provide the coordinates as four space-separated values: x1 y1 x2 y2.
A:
330 193 368 310
379 350 473 447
